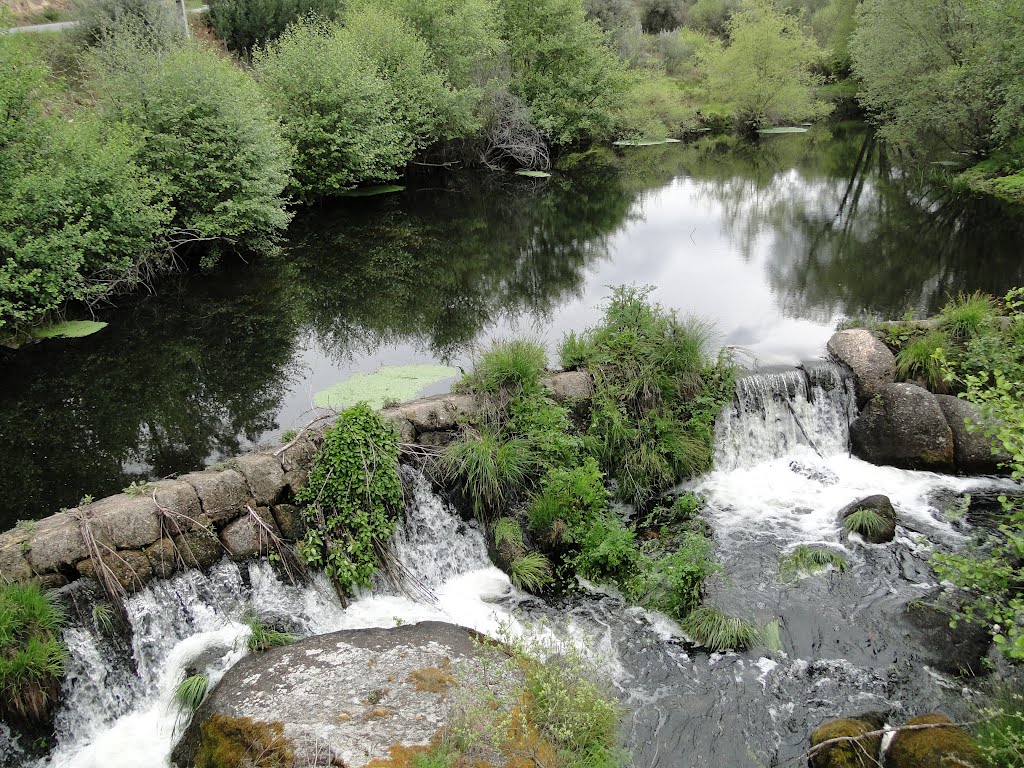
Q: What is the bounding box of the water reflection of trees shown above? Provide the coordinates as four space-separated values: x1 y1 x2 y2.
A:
0 173 633 523
286 172 633 361
683 125 1024 320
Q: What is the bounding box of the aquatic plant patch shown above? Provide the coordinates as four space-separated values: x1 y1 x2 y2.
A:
313 364 458 410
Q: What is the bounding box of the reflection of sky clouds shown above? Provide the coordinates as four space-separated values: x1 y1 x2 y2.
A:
273 174 840 435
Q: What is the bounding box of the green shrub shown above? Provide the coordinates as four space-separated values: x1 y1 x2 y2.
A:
895 330 949 391
635 532 718 618
0 113 172 333
680 605 759 651
843 508 887 538
73 0 181 49
570 512 643 585
296 404 402 595
509 551 554 592
506 393 583 473
0 583 67 724
559 330 591 369
207 0 344 55
436 428 533 520
91 37 293 259
500 0 632 145
778 544 848 581
614 71 699 140
527 458 609 539
174 673 209 714
571 285 732 507
939 291 997 340
467 339 548 394
493 517 525 550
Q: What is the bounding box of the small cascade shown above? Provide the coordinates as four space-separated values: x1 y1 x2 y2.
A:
714 361 856 471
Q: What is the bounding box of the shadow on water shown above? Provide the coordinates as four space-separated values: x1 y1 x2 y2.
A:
1 125 1023 526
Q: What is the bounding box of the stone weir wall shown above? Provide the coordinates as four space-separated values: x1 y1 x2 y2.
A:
0 371 594 592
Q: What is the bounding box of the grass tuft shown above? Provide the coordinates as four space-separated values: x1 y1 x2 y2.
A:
468 339 548 394
436 429 533 521
509 552 554 593
493 517 525 550
242 611 296 654
779 545 848 580
0 583 68 723
939 291 997 339
680 605 760 652
174 673 209 714
843 508 888 539
895 330 949 391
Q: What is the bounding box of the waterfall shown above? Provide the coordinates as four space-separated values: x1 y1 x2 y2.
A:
714 361 857 472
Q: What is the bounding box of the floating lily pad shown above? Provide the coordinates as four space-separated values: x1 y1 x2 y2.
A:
339 185 406 198
757 127 809 135
32 320 108 339
313 364 459 410
514 170 552 178
612 138 682 146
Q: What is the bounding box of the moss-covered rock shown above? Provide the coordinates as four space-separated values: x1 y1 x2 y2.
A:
810 717 882 768
194 714 294 768
886 713 981 768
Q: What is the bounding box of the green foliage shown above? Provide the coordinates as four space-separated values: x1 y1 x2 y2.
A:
437 428 533 520
938 292 997 340
91 37 292 259
242 611 297 653
778 544 848 581
195 713 295 768
173 673 209 714
843 508 887 538
207 0 344 55
255 13 468 202
0 583 67 724
506 393 583 473
500 0 632 145
296 404 402 595
570 512 643 584
895 330 949 391
509 551 554 592
411 744 457 768
559 331 590 369
974 687 1024 768
527 458 609 539
680 605 760 651
634 532 718 618
700 0 831 130
73 0 180 49
313 364 458 410
467 339 548 394
493 517 525 549
569 285 732 508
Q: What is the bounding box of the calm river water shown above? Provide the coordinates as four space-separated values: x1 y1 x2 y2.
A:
2 123 1023 526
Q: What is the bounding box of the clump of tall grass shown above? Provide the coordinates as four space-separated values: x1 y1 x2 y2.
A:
895 330 950 391
466 339 548 394
173 673 209 714
242 611 296 654
939 291 997 339
973 685 1024 767
0 583 68 724
436 429 533 520
509 552 554 593
778 545 848 581
843 508 888 539
680 606 760 652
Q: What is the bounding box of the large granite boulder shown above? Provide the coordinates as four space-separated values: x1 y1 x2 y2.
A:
809 716 883 768
172 622 519 768
827 330 896 405
850 384 954 470
887 713 980 768
934 395 1012 474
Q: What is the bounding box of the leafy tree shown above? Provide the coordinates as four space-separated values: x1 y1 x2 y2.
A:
701 0 831 129
255 12 466 201
500 0 631 145
72 0 181 49
90 37 293 257
206 0 344 55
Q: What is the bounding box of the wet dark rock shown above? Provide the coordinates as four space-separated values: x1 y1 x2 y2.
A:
220 507 280 559
850 384 954 471
179 469 252 526
76 548 154 592
838 495 896 544
809 716 882 768
271 504 306 541
886 713 981 768
827 329 896 405
934 395 1012 474
904 592 991 677
171 621 519 768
